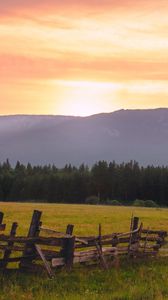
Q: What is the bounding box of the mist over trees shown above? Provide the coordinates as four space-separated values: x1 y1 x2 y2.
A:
0 159 168 206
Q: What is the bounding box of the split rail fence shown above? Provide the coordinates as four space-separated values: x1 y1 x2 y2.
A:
0 210 167 278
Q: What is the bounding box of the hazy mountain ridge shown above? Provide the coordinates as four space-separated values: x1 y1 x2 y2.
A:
0 108 168 166
0 115 75 134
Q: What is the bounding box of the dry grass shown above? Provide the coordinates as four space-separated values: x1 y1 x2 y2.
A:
1 202 168 236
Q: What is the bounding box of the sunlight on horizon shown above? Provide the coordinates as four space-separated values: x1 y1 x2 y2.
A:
52 79 168 116
53 80 119 116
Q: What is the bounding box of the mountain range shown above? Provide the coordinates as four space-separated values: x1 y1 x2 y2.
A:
0 108 168 167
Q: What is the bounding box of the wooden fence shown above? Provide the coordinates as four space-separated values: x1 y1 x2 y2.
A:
0 210 167 278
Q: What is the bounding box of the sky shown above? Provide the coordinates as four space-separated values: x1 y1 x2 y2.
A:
0 0 168 116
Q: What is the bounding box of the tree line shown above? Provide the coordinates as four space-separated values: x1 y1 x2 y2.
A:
0 159 168 206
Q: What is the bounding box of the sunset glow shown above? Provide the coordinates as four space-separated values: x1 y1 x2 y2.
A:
0 0 168 116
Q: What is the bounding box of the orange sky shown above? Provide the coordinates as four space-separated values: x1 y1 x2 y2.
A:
0 0 167 116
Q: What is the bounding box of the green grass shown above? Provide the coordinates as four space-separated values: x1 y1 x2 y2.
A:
1 202 168 300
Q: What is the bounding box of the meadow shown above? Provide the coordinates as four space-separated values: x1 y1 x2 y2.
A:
1 202 168 300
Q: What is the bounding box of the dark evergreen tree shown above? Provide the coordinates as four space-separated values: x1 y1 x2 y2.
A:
0 159 168 205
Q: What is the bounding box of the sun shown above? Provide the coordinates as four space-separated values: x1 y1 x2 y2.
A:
55 80 119 116
64 84 103 116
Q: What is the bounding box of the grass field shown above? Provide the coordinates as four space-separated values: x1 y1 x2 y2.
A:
1 202 168 300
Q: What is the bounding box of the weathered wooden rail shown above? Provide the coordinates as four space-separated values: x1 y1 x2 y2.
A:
0 210 167 277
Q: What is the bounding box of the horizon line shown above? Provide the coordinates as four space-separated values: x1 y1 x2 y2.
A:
0 107 168 118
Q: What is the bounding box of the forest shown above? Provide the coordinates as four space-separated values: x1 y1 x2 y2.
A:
0 159 168 206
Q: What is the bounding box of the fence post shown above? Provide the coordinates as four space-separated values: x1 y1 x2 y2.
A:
0 212 4 224
128 217 139 257
0 212 6 231
61 224 74 270
98 224 102 252
60 224 74 255
66 224 74 235
2 222 18 269
26 210 42 238
132 217 139 243
20 210 42 269
64 236 75 271
132 217 139 232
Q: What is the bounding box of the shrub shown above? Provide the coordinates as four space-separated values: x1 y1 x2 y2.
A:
85 195 100 205
106 199 121 206
145 200 158 207
133 199 145 207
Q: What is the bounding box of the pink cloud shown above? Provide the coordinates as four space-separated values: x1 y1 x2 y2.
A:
0 54 167 82
0 0 167 18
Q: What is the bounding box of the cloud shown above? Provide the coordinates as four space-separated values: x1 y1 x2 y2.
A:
0 0 167 18
0 0 167 115
0 54 167 82
0 0 167 85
